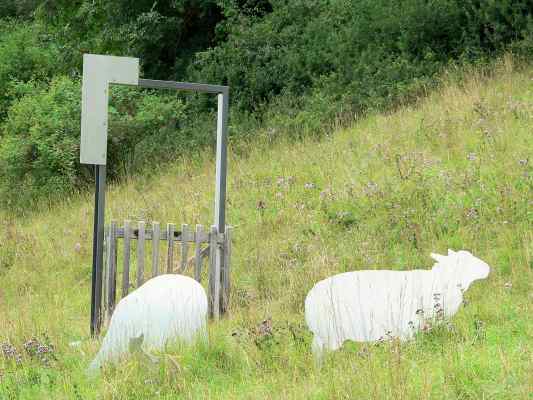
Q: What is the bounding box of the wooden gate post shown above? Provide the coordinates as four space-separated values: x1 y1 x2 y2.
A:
221 226 232 314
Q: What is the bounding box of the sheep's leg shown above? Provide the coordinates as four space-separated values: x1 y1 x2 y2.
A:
312 336 325 365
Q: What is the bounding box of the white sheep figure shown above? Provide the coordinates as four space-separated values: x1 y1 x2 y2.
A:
89 274 208 371
305 250 490 358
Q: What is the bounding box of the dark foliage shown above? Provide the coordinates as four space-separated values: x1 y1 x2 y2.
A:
191 0 533 113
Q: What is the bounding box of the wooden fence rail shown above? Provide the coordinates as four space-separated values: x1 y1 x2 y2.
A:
102 220 231 324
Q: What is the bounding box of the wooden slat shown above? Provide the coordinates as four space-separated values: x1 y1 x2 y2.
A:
214 231 221 321
152 222 160 277
221 226 232 315
122 220 131 298
208 225 219 320
194 225 203 282
107 220 118 317
136 221 145 286
166 223 175 274
180 224 189 273
102 226 109 317
195 230 210 243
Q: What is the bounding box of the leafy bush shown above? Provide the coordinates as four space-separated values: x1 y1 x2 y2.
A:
0 77 81 208
191 1 442 111
31 0 225 80
106 85 187 175
0 0 39 19
0 77 185 209
0 21 62 120
191 0 533 115
461 0 533 51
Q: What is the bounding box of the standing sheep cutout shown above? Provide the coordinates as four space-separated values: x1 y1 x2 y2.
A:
89 274 208 371
305 250 490 358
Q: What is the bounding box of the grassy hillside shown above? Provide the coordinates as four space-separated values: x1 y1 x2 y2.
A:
0 58 531 399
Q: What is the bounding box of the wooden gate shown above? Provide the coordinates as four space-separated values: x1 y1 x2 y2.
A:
102 220 231 324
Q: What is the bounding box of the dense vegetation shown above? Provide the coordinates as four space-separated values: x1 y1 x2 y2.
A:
0 0 532 209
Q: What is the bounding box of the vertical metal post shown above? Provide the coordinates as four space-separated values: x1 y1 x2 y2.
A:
214 90 229 233
214 90 229 317
90 164 106 336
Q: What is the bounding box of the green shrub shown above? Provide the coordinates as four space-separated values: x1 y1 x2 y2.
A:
191 0 533 115
460 0 533 51
0 21 62 120
0 77 81 209
190 1 450 111
31 0 225 80
105 85 187 175
0 77 186 210
0 1 39 19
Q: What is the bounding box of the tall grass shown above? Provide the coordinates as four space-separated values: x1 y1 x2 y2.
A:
0 57 531 399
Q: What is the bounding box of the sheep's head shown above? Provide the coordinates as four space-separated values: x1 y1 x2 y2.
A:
430 249 490 291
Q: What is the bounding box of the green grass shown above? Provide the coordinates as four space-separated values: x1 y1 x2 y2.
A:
1 57 532 399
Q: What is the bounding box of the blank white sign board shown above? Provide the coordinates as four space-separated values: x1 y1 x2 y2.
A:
80 54 139 165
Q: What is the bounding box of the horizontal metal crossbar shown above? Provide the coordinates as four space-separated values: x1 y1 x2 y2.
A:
138 79 229 94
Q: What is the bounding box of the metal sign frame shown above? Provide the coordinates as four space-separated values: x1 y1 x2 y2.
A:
80 55 229 336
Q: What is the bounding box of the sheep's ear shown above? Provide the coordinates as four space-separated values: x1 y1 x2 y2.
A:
430 252 447 264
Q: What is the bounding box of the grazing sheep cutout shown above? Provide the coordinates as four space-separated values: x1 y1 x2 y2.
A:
89 274 207 371
305 250 490 358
